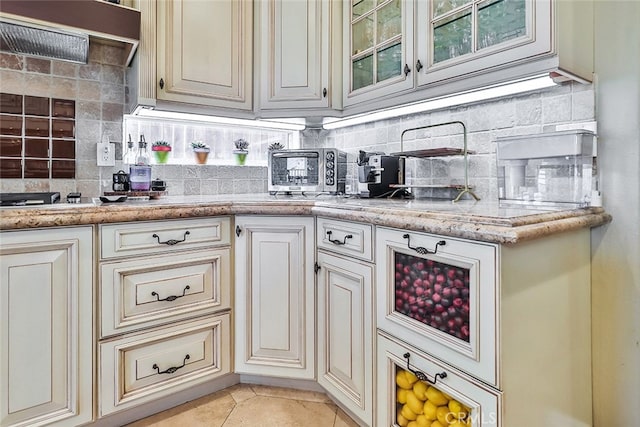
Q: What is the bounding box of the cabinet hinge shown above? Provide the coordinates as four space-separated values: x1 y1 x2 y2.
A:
314 262 321 274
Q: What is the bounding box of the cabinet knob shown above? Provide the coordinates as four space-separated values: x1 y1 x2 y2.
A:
159 78 164 89
322 87 327 98
416 59 423 72
235 225 242 237
404 64 411 76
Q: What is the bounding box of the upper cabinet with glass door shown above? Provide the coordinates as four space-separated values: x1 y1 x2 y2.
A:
416 0 592 87
344 0 414 106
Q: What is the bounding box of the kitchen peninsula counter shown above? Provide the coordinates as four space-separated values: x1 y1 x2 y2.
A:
0 194 611 244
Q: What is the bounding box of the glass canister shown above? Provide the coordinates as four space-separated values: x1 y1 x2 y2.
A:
129 165 152 191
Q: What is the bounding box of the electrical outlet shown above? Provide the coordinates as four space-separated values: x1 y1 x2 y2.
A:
97 142 115 166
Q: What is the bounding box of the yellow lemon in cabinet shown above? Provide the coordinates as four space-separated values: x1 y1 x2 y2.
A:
407 422 419 427
401 404 418 421
397 388 409 404
413 381 428 400
436 406 450 425
430 421 445 427
449 421 468 427
415 414 430 427
448 399 468 420
423 400 438 420
426 387 449 406
406 391 425 414
397 412 410 427
397 370 419 389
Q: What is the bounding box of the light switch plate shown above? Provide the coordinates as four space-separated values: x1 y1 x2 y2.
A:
97 142 115 166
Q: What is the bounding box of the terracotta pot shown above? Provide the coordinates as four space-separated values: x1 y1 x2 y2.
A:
194 150 209 164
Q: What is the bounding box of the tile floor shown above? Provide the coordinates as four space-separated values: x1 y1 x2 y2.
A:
126 384 361 427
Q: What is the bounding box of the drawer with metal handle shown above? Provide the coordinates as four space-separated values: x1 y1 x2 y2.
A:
100 217 231 259
100 249 230 337
316 217 373 262
99 314 231 416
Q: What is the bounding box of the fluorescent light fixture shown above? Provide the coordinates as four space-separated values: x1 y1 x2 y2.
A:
133 106 306 131
322 74 557 130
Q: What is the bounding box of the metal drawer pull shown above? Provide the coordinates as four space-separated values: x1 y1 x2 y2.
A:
152 230 190 245
403 234 445 255
151 285 190 302
403 352 447 385
327 230 353 245
152 354 190 375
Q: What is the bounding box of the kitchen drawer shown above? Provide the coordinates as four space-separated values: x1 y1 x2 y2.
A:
100 216 231 259
100 249 231 337
376 226 499 387
99 314 231 416
317 217 373 262
377 331 502 427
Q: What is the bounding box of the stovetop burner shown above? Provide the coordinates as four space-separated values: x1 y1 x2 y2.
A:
0 192 61 206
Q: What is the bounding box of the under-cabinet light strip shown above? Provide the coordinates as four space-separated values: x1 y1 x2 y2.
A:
322 74 557 130
133 107 307 131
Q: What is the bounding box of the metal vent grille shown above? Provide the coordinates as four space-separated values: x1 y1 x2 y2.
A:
0 20 88 64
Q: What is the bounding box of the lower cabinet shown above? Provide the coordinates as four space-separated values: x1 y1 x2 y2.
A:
0 227 94 427
316 251 374 426
234 216 315 379
99 314 231 416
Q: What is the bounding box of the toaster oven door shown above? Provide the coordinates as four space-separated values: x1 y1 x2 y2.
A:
268 150 322 192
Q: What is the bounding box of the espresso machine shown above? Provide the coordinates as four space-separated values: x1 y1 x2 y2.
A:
357 150 405 198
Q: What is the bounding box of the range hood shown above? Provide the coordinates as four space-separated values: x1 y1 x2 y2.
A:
0 0 140 65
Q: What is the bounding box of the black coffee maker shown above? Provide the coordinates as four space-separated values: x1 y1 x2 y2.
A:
357 151 405 198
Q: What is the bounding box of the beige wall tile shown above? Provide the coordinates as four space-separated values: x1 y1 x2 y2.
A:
51 61 78 78
77 80 102 101
0 70 25 94
0 53 23 70
23 73 52 97
25 57 51 74
50 77 78 99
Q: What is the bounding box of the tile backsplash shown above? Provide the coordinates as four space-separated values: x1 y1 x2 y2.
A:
303 81 596 201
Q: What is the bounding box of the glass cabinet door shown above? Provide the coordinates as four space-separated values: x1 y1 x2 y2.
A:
416 0 549 87
346 0 414 102
431 0 527 65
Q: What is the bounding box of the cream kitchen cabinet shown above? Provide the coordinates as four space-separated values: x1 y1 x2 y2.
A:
0 227 93 427
156 0 253 110
257 0 331 111
376 226 593 426
97 217 232 417
234 216 315 379
415 0 593 88
316 218 375 426
343 0 415 107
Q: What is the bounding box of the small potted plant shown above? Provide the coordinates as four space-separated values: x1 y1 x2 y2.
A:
151 140 171 164
268 141 284 151
233 138 249 165
191 141 210 165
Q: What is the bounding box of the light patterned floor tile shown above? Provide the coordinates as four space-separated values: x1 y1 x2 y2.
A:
222 395 337 427
250 384 333 403
125 390 235 427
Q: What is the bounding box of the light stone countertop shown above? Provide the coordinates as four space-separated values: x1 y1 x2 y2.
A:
0 194 611 244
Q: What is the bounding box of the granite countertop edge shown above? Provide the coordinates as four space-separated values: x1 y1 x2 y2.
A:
0 197 612 244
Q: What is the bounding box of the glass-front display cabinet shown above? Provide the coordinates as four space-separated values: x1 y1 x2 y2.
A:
344 0 415 105
376 227 499 387
416 0 552 86
377 332 502 427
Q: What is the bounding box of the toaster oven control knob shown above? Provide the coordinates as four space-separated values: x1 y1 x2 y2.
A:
326 169 334 177
326 177 334 185
326 161 334 169
326 152 335 161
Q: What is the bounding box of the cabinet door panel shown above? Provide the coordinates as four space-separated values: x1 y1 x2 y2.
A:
317 252 373 426
260 0 329 109
0 227 93 427
235 216 315 379
157 0 252 109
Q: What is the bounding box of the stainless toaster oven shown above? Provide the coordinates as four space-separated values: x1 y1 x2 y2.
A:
268 148 347 194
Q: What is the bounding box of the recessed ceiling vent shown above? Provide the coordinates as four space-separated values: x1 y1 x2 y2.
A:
0 0 140 66
0 20 89 63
